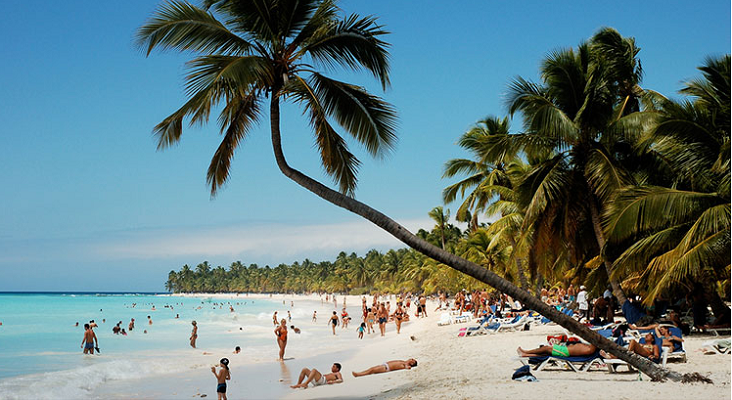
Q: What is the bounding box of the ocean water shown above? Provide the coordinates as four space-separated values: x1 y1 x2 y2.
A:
0 292 322 399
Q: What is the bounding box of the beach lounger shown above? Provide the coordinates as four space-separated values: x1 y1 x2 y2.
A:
486 315 528 333
700 338 731 354
457 316 494 337
453 311 473 324
516 352 604 372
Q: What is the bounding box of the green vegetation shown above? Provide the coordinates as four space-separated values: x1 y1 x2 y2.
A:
141 0 728 381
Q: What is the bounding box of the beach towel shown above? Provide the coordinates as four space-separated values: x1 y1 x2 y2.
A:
621 300 646 325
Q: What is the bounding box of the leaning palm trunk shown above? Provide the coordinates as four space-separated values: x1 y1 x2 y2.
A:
269 93 680 382
589 200 628 304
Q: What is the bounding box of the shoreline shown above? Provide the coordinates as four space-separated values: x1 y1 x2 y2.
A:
116 293 730 400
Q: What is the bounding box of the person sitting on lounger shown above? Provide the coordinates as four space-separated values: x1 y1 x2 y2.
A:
290 363 343 389
517 343 597 358
655 326 683 347
601 333 660 363
352 359 417 377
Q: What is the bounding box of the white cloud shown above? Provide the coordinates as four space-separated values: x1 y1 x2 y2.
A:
90 218 435 261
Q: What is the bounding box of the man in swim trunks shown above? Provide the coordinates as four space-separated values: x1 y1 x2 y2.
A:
81 323 98 354
377 303 388 336
352 359 417 377
516 343 597 358
290 363 343 389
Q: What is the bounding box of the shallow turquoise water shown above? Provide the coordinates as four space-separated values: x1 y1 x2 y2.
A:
0 292 300 398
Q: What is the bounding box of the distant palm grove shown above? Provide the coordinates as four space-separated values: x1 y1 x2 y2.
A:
164 27 729 322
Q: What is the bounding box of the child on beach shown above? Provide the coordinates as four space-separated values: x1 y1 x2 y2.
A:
211 358 231 400
358 323 365 339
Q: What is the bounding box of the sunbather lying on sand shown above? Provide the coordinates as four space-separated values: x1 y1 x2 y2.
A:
352 359 417 377
290 363 343 389
517 343 597 358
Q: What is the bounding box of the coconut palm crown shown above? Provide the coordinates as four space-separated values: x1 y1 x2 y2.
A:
136 0 397 196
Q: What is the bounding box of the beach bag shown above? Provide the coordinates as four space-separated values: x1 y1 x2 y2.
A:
511 365 538 382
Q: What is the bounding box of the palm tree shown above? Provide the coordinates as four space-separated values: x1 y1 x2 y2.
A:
428 206 451 250
138 5 682 380
498 28 651 304
443 116 531 289
442 117 512 230
605 55 730 318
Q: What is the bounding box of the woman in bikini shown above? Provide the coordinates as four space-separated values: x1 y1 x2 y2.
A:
352 359 417 377
274 319 288 360
366 308 375 334
190 320 198 348
393 304 405 334
601 333 660 362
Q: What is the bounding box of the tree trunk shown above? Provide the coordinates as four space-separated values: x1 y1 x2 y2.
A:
507 235 529 291
589 200 627 305
535 273 544 299
269 93 681 382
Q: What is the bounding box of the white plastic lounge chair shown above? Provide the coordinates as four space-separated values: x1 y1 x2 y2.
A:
699 338 731 354
488 315 528 333
453 311 473 324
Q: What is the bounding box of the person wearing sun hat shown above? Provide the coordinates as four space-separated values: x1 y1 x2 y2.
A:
577 285 589 322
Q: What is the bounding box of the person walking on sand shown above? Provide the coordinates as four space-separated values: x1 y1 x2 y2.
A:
352 359 417 377
419 295 427 317
190 321 198 348
211 358 231 400
273 311 279 326
275 319 288 360
329 311 339 335
81 323 98 354
290 363 343 388
377 303 388 336
392 303 405 334
312 311 317 323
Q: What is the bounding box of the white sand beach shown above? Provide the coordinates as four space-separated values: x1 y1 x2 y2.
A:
89 293 730 400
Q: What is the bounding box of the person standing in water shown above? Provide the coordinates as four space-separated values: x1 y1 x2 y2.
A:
273 311 279 327
81 323 98 354
275 319 288 361
211 358 231 400
190 321 198 348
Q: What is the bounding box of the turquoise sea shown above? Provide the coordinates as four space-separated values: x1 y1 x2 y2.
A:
0 292 319 399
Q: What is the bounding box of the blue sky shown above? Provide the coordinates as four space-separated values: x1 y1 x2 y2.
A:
0 1 729 291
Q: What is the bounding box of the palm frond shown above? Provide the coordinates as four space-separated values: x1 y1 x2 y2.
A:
288 76 360 195
206 93 262 195
585 146 634 201
308 73 397 157
301 14 391 89
604 186 721 243
136 0 252 56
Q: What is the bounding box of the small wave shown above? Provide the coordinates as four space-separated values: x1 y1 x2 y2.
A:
0 358 192 400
